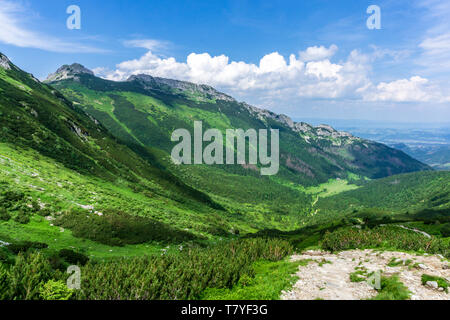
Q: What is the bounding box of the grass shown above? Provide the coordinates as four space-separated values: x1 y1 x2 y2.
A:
350 267 370 283
387 257 412 267
200 259 310 300
302 179 360 198
372 275 411 300
0 216 167 259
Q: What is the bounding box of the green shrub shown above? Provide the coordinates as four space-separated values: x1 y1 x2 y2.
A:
0 247 14 265
0 264 9 299
7 241 48 254
6 252 52 300
372 275 411 300
441 224 450 237
321 226 449 257
13 210 30 224
39 280 73 300
55 209 198 246
75 238 293 300
58 249 89 266
0 190 25 208
0 207 10 221
421 274 449 293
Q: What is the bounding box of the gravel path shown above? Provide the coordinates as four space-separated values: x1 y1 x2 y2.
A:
281 249 449 300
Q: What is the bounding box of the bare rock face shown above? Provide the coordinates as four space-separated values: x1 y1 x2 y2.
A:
241 101 356 144
46 63 94 82
0 53 12 70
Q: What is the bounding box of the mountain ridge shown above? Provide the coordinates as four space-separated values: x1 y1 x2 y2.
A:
45 63 371 148
44 59 431 219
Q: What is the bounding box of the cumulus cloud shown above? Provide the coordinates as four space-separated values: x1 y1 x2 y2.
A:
362 76 450 103
0 1 104 53
94 44 449 104
299 44 338 62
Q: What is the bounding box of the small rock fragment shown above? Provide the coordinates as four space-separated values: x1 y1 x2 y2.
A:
425 281 438 289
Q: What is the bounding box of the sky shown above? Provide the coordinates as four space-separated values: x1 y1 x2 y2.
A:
0 0 449 123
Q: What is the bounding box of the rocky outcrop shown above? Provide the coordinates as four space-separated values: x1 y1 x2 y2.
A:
0 53 11 70
127 74 236 102
46 63 94 82
240 102 356 142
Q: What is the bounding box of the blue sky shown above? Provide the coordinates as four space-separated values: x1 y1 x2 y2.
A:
1 0 449 122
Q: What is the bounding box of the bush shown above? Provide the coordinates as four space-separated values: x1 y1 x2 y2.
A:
37 207 51 217
0 190 25 208
55 209 197 246
0 207 11 221
39 280 73 300
421 274 449 293
441 223 450 237
372 275 411 300
6 252 52 300
321 226 449 257
7 241 48 254
0 264 9 299
58 249 89 266
14 210 30 224
0 247 14 265
75 238 293 300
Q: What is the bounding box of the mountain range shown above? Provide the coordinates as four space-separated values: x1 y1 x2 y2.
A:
0 53 445 237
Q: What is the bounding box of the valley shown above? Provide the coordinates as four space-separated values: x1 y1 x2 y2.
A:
0 53 448 301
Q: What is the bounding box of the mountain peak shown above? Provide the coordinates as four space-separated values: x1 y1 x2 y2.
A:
0 52 12 70
46 63 94 82
127 73 236 102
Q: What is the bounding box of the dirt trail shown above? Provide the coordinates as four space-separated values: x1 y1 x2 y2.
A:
281 249 449 300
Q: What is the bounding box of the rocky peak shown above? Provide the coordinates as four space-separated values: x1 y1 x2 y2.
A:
128 74 235 102
241 102 354 140
0 53 12 70
46 63 94 82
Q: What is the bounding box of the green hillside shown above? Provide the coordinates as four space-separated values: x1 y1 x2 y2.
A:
316 171 450 219
46 64 430 221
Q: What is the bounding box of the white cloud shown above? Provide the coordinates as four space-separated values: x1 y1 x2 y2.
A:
123 39 169 51
418 33 450 70
0 1 104 53
305 60 342 79
362 76 450 103
299 45 338 62
416 0 450 72
94 45 450 104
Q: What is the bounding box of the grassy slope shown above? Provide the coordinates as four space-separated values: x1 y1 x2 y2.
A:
315 171 450 222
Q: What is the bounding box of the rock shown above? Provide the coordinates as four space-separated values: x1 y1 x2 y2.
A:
425 281 439 289
46 63 94 82
0 53 12 70
443 264 449 270
418 263 427 270
437 254 444 259
127 74 235 102
438 287 444 292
